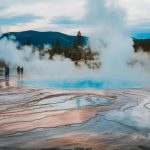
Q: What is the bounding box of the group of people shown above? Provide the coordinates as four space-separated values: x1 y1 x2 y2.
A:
3 65 24 80
17 66 24 80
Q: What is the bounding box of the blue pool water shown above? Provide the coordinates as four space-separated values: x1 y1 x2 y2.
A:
20 79 143 89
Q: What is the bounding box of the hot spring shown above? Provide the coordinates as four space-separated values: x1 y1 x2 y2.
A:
19 78 145 89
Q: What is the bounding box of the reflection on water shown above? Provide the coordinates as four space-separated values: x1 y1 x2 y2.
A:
5 80 10 86
37 95 112 110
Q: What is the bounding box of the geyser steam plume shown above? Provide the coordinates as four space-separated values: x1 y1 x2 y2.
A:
84 0 150 83
0 0 150 86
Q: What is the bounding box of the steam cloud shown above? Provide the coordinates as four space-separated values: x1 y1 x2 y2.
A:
0 0 150 87
84 0 150 83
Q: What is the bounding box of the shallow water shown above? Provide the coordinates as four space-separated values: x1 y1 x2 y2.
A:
37 95 112 110
21 79 142 89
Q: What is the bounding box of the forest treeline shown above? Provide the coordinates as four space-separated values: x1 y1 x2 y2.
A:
0 30 150 68
0 31 101 69
133 39 150 52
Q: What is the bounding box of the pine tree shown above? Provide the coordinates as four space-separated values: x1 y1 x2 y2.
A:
53 38 62 54
76 31 83 47
25 38 31 46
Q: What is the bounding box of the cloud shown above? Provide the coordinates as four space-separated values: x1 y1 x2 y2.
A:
118 0 150 21
0 0 86 33
128 20 150 38
52 16 80 25
0 14 41 25
0 0 150 36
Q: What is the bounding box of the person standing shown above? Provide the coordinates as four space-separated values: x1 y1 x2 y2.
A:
20 67 24 80
17 66 20 80
5 66 9 80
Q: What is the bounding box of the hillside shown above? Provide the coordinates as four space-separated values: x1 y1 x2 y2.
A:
0 30 87 48
0 31 99 69
1 30 150 52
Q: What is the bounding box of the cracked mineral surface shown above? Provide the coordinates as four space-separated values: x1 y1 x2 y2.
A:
0 80 150 150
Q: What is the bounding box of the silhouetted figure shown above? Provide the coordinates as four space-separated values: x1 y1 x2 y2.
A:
20 67 24 80
17 66 20 80
5 66 9 80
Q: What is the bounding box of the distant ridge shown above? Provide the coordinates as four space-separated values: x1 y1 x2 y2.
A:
132 32 150 39
0 30 87 48
0 30 150 52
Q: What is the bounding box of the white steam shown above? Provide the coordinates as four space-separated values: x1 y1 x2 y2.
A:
0 36 98 80
0 0 150 87
84 0 150 82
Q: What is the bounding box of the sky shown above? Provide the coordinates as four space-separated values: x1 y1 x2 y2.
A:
0 0 150 36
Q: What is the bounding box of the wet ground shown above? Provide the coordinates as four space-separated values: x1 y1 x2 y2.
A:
0 80 150 150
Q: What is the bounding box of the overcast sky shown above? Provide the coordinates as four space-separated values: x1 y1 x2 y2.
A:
0 0 150 35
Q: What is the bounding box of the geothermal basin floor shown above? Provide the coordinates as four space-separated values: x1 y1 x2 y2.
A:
0 82 150 150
